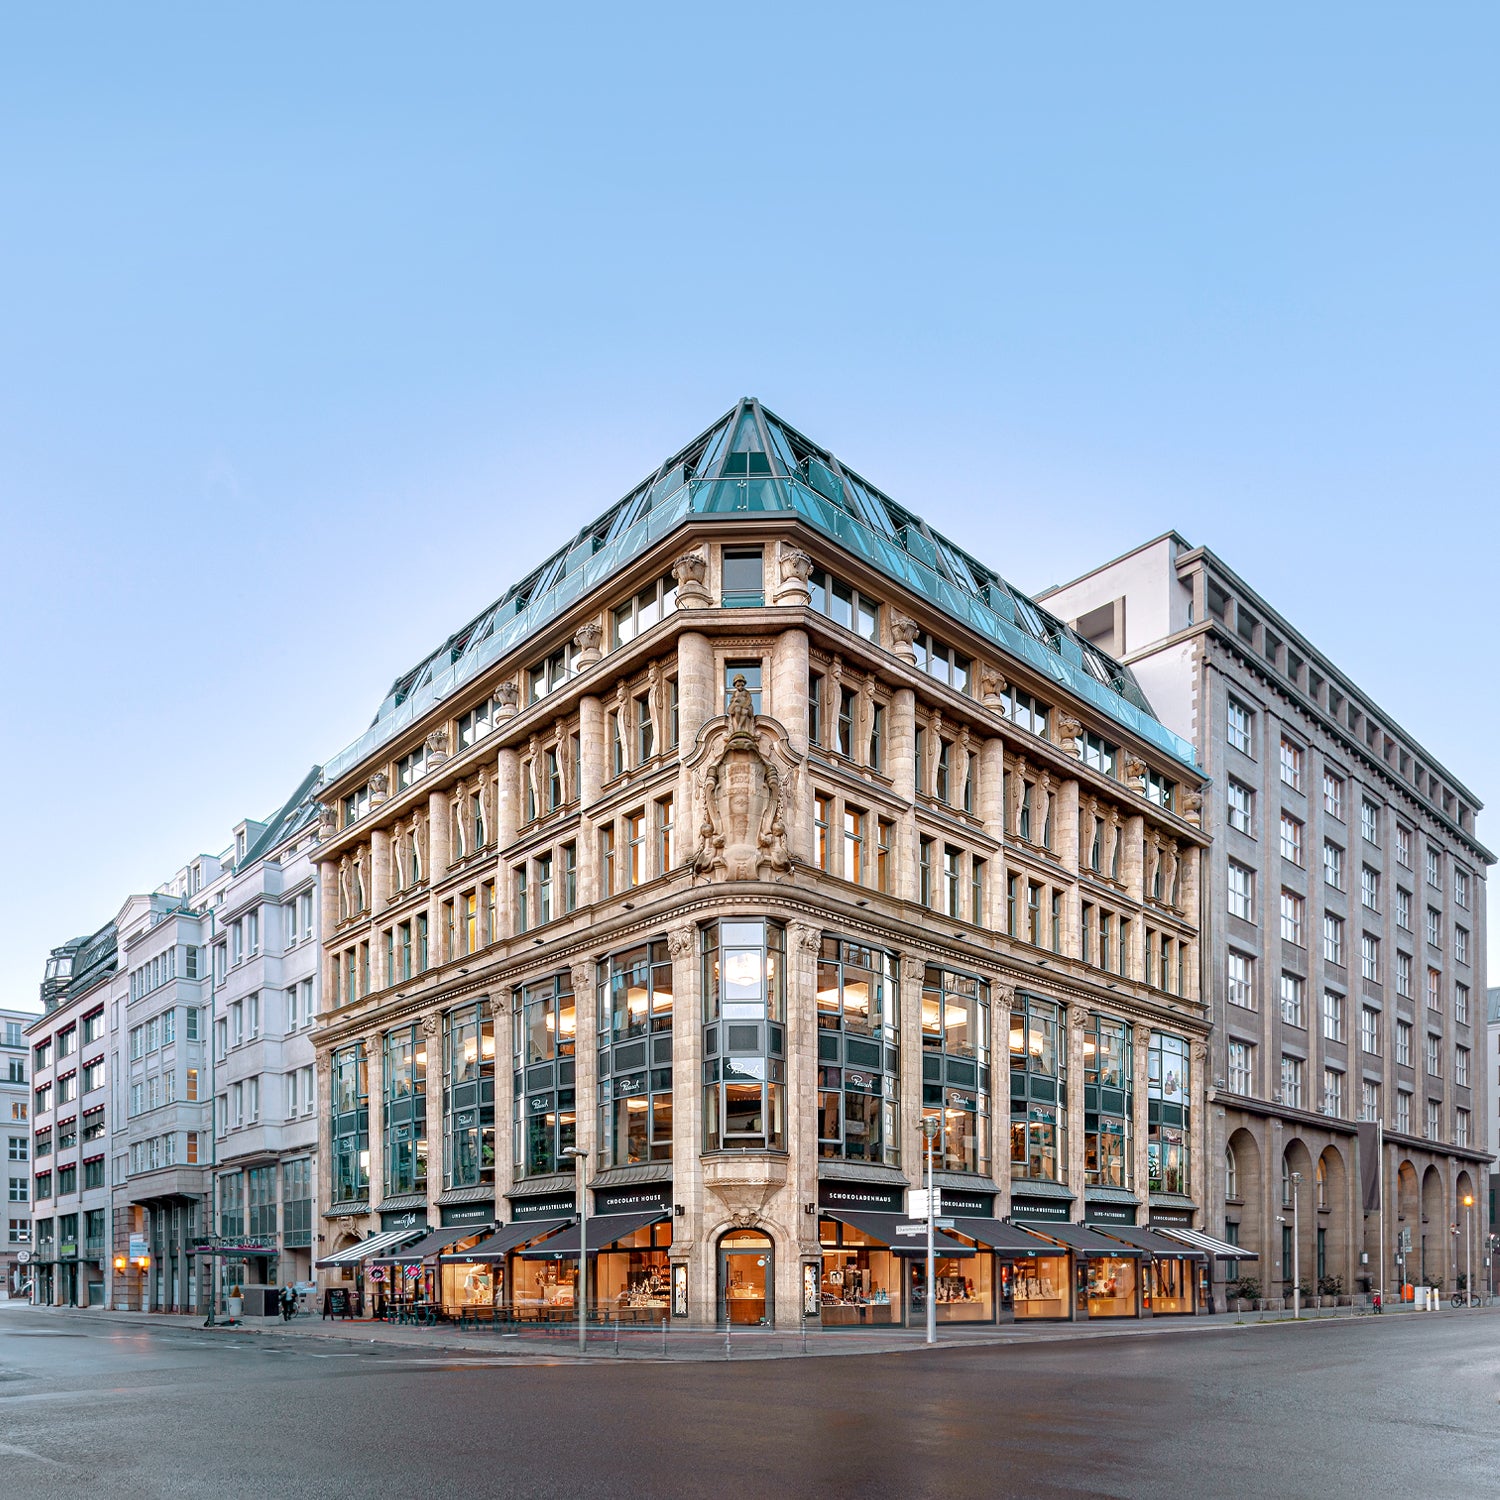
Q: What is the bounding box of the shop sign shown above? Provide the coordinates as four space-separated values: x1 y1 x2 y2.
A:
1085 1205 1137 1225
939 1191 994 1217
595 1183 671 1215
369 1266 387 1282
818 1182 903 1214
128 1234 148 1260
380 1209 428 1233
440 1203 495 1227
1013 1199 1072 1223
511 1193 576 1221
672 1263 688 1318
59 1243 77 1257
1150 1209 1193 1227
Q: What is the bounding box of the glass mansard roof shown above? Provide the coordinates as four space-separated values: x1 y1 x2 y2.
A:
322 399 1198 783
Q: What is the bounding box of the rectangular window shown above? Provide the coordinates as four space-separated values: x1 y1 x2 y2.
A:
1323 771 1344 820
1280 890 1304 946
1455 1108 1470 1148
611 572 678 646
1361 1080 1381 1122
1425 1099 1440 1141
1280 1055 1304 1109
1424 1033 1440 1077
1003 687 1048 737
1425 846 1441 890
1227 951 1256 1010
514 866 528 934
1321 990 1345 1042
919 838 935 909
1360 865 1380 910
1426 967 1441 1011
656 796 674 875
1426 906 1441 947
814 795 832 872
1454 868 1470 909
1455 983 1469 1026
1227 1040 1254 1096
1395 887 1411 931
1280 973 1305 1028
600 826 616 898
1396 951 1412 999
1279 738 1303 791
1228 862 1255 922
1361 800 1381 845
1280 814 1303 866
1226 698 1255 755
562 842 578 913
1396 1021 1412 1067
1455 1046 1469 1087
1323 842 1344 890
842 806 866 885
1360 1006 1380 1054
1455 927 1469 966
876 818 894 895
1395 1090 1411 1134
1394 824 1410 866
808 567 880 640
1323 1068 1344 1119
1226 779 1254 834
1361 935 1380 983
527 642 578 704
536 854 553 926
720 548 764 608
1322 914 1344 966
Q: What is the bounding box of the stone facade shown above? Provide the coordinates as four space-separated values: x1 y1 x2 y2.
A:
312 403 1210 1325
1042 533 1492 1304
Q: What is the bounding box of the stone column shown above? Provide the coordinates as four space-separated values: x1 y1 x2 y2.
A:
889 688 918 902
676 631 715 747
667 924 708 1322
570 961 598 1169
978 736 1006 930
1190 1037 1208 1222
1066 1008 1087 1222
426 788 451 963
787 922 823 1271
369 827 391 989
899 953 925 1201
365 1037 386 1209
319 861 340 958
423 1013 442 1228
993 983 1014 1215
315 1052 333 1222
576 696 603 905
1055 777 1081 957
770 628 810 749
1122 814 1147 980
1131 1025 1150 1212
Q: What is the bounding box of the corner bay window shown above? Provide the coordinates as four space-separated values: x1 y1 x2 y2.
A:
514 973 577 1176
443 1002 496 1190
597 941 674 1166
329 1043 369 1204
920 966 989 1174
703 920 786 1152
816 938 899 1167
1010 994 1064 1182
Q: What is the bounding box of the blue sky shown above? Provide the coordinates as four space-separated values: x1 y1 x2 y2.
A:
2 4 1496 1008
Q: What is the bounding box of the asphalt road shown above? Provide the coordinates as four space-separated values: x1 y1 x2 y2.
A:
1 1301 1496 1499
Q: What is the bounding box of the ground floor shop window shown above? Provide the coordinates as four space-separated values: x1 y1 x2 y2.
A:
909 1254 992 1323
442 1260 498 1313
1086 1255 1137 1317
818 1220 897 1326
1149 1257 1194 1314
597 1246 669 1316
1013 1255 1070 1319
512 1257 576 1318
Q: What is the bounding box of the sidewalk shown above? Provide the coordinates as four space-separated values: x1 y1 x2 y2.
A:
23 1296 1493 1363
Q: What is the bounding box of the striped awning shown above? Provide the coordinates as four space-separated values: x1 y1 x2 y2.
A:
314 1226 426 1268
1156 1226 1256 1261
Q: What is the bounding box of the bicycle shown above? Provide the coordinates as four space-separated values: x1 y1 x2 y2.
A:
1450 1291 1481 1308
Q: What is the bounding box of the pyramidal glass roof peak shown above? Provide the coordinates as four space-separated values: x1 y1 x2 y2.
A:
321 399 1197 784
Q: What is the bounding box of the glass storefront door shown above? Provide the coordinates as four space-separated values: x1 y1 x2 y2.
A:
719 1230 773 1326
1150 1256 1195 1314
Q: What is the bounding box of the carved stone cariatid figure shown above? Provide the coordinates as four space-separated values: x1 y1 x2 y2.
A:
684 693 802 882
525 735 542 820
1102 807 1122 880
338 857 353 921
1160 839 1180 908
1145 830 1162 902
1035 772 1053 849
952 726 972 811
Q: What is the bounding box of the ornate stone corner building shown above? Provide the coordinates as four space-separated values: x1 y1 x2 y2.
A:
1042 535 1492 1306
312 400 1212 1327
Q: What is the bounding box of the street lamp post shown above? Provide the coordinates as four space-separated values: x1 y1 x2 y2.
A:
921 1116 940 1347
1464 1195 1474 1307
1290 1171 1302 1320
563 1146 589 1354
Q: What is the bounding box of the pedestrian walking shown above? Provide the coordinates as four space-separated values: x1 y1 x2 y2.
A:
280 1284 297 1322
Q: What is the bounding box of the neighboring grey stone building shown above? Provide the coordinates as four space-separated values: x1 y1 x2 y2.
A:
311 399 1214 1329
1042 534 1492 1304
2 1007 36 1295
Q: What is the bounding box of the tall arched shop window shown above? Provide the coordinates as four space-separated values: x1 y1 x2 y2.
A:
1281 1155 1293 1207
1315 1156 1327 1209
1225 1146 1238 1201
702 920 786 1151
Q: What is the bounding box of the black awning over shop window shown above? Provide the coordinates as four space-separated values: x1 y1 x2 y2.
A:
367 1224 494 1267
823 1211 974 1258
1018 1221 1147 1257
518 1210 667 1258
438 1219 570 1264
1094 1225 1207 1261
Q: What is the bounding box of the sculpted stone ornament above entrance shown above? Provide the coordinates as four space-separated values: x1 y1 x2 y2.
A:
684 678 802 882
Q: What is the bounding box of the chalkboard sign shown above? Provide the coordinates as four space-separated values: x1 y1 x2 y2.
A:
322 1287 354 1320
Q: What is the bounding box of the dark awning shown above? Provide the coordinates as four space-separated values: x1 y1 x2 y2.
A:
315 1226 427 1268
824 1211 974 1258
519 1210 667 1258
947 1218 1061 1257
1018 1221 1147 1257
368 1223 495 1267
1093 1225 1207 1261
1156 1226 1257 1261
439 1218 570 1264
